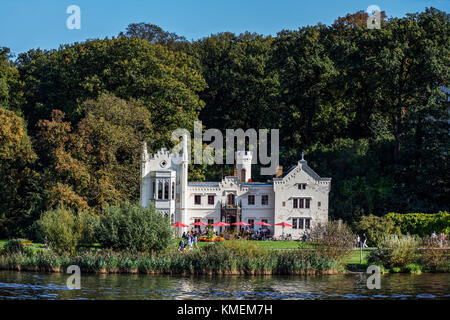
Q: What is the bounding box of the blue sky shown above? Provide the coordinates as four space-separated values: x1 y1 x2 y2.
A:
0 0 448 56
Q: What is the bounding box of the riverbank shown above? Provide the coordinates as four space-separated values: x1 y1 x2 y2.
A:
0 252 344 276
0 240 347 275
1 239 447 275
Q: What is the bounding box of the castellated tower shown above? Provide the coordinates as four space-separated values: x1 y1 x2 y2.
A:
140 141 150 208
235 151 252 182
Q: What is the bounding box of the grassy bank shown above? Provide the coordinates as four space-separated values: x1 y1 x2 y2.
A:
0 241 343 275
1 238 446 275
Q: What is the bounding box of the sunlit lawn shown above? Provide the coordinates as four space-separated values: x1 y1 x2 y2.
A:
342 249 372 265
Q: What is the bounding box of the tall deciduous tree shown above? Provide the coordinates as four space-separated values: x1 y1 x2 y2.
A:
35 94 153 212
0 108 39 237
0 47 23 112
119 22 190 52
194 32 280 132
17 37 206 149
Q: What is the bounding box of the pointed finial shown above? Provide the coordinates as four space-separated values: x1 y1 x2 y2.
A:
301 152 304 161
182 133 189 162
142 141 148 161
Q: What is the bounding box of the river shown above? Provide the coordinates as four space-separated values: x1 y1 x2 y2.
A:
0 271 449 300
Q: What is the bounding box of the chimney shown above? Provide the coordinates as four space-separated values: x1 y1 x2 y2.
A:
275 165 283 178
233 169 238 177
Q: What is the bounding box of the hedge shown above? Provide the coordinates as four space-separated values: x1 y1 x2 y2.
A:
386 212 450 237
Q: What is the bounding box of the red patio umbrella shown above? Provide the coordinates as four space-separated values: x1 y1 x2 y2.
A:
275 222 293 227
231 222 251 226
275 222 293 238
211 221 230 227
191 221 208 226
172 222 188 227
254 222 272 227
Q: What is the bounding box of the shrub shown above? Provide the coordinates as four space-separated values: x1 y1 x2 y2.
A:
310 221 355 261
368 234 419 268
38 206 94 254
419 237 450 272
405 263 421 274
386 212 450 237
96 202 173 253
2 239 25 255
79 213 100 245
353 214 401 246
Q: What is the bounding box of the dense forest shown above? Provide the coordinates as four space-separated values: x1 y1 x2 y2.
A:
0 8 448 238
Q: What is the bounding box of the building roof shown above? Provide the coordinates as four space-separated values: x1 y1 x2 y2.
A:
188 182 220 187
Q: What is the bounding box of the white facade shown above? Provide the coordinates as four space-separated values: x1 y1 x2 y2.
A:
140 138 331 238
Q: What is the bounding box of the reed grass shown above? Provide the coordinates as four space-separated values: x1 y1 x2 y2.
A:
0 241 341 275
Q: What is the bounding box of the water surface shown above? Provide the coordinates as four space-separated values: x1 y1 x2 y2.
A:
0 271 449 300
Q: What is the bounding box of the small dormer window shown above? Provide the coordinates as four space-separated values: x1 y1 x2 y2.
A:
298 183 307 190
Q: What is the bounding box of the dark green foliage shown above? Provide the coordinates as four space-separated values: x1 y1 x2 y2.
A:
96 202 173 253
309 221 355 261
0 108 40 238
0 8 448 238
0 242 340 275
386 212 450 237
1 239 25 255
16 37 206 147
419 237 450 272
354 214 401 246
38 206 97 254
368 234 419 268
119 22 190 52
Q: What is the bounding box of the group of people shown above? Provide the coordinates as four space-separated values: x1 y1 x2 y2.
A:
242 227 271 241
354 233 368 248
354 231 447 249
178 231 199 252
431 231 447 247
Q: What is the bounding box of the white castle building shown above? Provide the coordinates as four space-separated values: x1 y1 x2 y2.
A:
140 136 331 238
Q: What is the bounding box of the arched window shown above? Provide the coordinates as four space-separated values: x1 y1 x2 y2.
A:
158 181 163 199
172 182 175 199
152 181 155 199
164 180 169 199
241 169 246 182
227 193 235 205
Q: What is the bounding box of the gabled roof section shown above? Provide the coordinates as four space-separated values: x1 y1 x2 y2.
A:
274 158 331 184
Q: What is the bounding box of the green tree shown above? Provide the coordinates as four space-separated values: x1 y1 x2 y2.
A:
96 202 173 253
0 108 39 237
119 22 190 52
17 37 206 149
194 32 280 132
35 94 153 212
38 206 97 254
0 47 23 112
271 25 353 164
354 214 401 246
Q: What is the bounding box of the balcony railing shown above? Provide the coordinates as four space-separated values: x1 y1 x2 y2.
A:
220 201 241 209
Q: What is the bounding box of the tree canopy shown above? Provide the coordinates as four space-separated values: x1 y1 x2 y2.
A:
0 7 448 237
